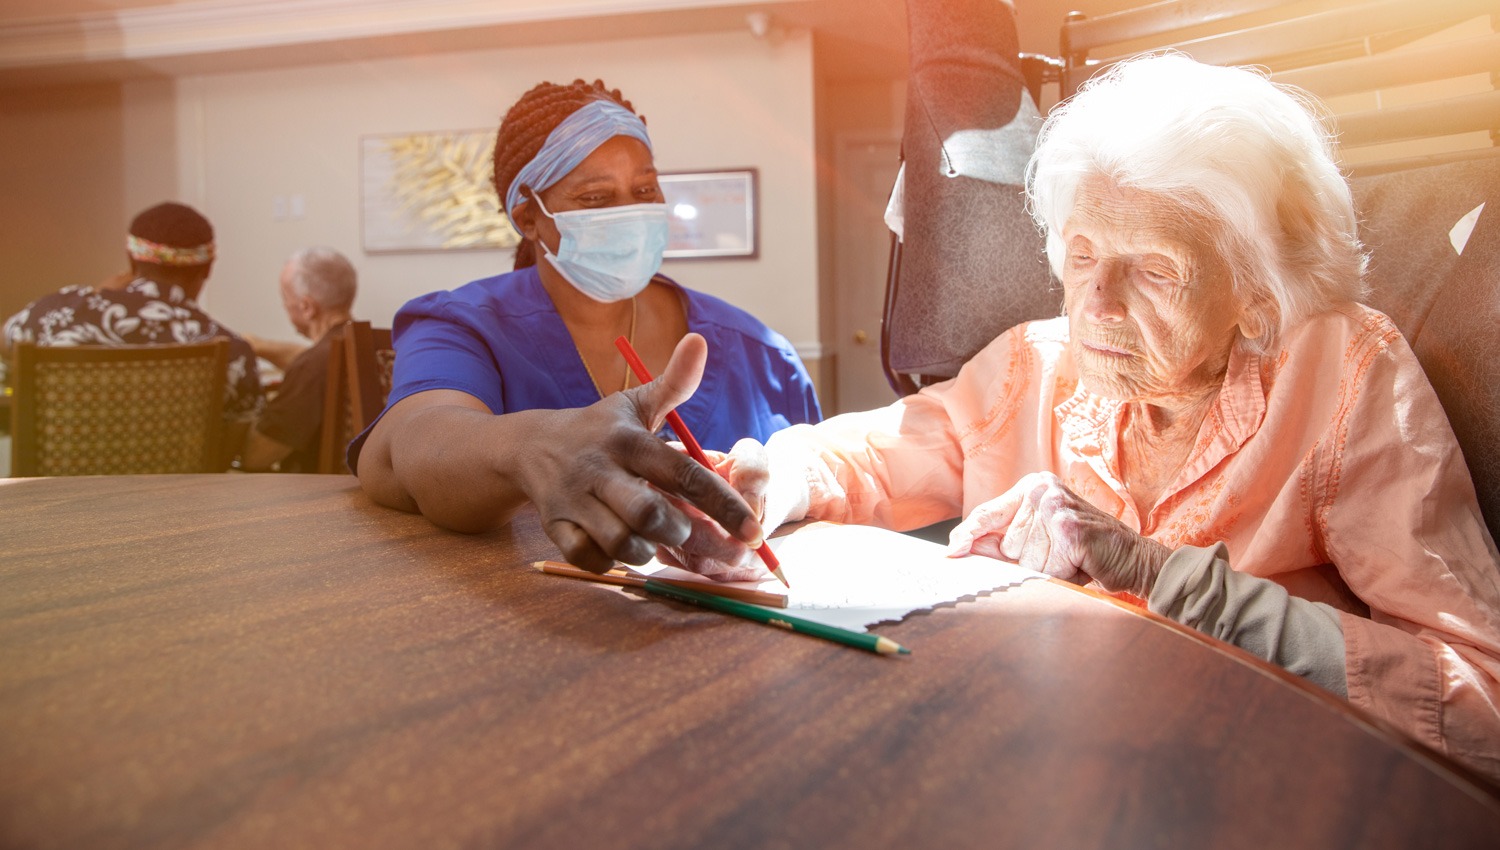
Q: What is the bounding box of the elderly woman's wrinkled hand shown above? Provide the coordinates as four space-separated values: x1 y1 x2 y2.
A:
946 471 1172 597
652 437 772 582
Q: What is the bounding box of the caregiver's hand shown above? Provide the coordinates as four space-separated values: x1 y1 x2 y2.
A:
652 437 774 582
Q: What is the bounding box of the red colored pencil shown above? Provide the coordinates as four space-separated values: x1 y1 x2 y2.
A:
614 335 790 588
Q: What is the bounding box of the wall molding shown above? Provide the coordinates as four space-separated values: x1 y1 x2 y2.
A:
0 0 794 72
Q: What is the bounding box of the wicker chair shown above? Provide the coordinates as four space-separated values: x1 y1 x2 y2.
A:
9 339 230 476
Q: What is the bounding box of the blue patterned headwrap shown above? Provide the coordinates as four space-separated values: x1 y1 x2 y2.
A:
503 99 654 219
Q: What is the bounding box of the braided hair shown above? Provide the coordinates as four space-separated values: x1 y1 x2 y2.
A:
492 79 642 270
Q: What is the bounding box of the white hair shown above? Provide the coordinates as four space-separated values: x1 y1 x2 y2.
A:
1026 53 1365 352
287 246 357 312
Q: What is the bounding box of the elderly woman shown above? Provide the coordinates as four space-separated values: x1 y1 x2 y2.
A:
675 55 1500 781
353 79 820 547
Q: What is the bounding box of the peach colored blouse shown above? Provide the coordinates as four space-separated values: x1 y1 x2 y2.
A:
771 304 1500 779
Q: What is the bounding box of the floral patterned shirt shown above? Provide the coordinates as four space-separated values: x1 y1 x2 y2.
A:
2 278 263 420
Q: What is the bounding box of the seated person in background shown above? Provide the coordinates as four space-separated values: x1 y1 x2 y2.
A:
653 55 1500 780
2 201 262 428
353 79 821 539
239 247 357 473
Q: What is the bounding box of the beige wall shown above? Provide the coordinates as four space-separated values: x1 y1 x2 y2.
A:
0 82 127 322
139 28 820 367
2 2 1106 375
121 77 178 219
37 0 1476 377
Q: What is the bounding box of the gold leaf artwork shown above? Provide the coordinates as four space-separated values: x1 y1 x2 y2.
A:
382 131 520 249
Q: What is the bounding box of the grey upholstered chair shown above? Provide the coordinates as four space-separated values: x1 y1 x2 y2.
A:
881 0 1058 395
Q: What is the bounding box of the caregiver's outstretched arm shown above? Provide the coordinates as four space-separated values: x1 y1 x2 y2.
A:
355 333 764 572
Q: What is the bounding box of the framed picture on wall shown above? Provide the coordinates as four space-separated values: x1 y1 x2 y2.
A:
360 129 519 253
660 169 758 259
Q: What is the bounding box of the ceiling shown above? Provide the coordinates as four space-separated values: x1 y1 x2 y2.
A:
0 0 909 88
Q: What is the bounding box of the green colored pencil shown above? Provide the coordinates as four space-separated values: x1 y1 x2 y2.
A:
643 579 910 656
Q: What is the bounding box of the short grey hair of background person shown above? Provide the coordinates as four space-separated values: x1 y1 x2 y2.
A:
1026 51 1368 355
286 246 357 312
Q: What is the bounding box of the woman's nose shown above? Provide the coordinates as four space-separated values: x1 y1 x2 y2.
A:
1083 263 1127 323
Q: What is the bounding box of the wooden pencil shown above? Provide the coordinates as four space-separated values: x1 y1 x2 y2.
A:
533 560 789 608
643 579 909 656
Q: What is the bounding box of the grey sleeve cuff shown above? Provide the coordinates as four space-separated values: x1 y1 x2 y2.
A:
1148 543 1348 698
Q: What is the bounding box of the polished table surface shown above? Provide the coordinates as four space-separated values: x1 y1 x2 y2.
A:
3 474 1499 849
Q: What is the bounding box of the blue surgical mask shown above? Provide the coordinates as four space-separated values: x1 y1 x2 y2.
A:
532 195 669 303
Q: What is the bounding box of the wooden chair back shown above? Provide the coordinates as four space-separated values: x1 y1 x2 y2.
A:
316 321 392 474
316 323 352 474
9 339 230 476
345 321 394 435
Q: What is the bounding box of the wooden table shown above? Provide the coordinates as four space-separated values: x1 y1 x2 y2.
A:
3 474 1498 849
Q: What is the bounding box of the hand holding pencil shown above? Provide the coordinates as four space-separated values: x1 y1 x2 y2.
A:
615 336 791 587
501 333 766 574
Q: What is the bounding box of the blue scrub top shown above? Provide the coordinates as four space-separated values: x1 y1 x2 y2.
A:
348 266 821 471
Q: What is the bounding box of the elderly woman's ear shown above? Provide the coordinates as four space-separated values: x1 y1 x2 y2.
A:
1231 288 1276 349
1236 308 1267 345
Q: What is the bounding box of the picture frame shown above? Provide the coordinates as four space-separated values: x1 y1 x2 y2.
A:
359 129 518 254
660 168 758 259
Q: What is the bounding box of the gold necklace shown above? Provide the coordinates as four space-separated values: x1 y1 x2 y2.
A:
579 296 637 399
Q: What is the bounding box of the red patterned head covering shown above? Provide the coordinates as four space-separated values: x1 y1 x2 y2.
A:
127 202 215 267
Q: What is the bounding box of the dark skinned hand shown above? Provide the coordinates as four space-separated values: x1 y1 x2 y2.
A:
651 437 774 582
519 333 765 573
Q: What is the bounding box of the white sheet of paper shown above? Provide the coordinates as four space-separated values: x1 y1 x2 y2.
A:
629 521 1043 632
